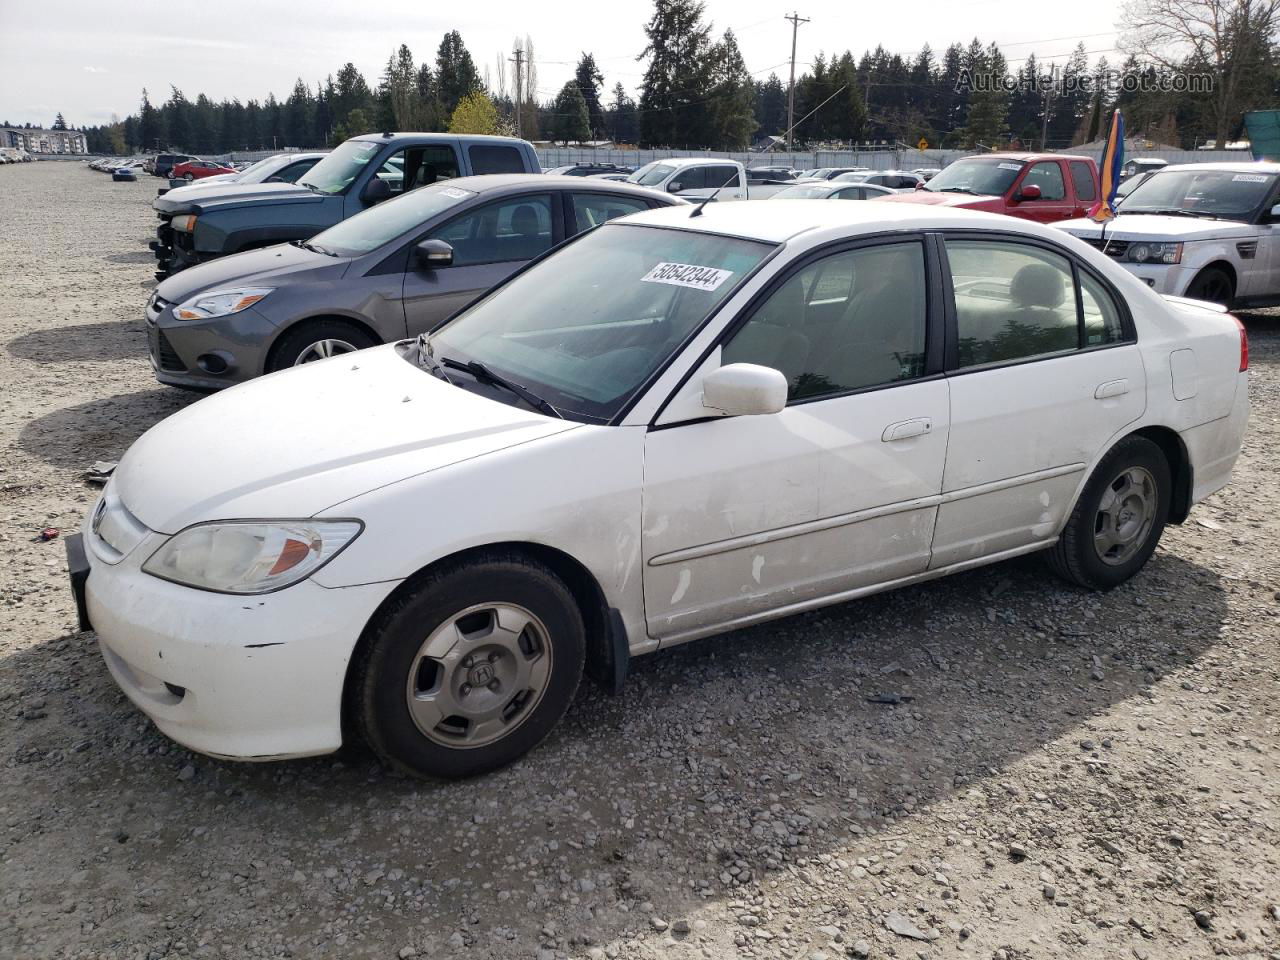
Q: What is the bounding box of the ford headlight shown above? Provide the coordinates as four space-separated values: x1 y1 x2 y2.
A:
1126 242 1182 265
142 520 362 593
174 288 273 320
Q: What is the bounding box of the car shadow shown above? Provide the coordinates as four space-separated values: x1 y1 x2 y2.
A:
7 319 148 364
102 251 155 265
0 547 1230 956
16 388 197 468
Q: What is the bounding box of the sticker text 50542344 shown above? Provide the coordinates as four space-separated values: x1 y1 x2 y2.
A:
640 262 734 292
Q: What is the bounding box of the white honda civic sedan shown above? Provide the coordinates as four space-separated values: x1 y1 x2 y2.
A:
69 202 1250 779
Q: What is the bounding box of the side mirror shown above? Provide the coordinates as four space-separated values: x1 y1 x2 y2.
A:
702 363 788 417
415 239 454 269
1016 183 1042 202
266 175 286 183
1270 203 1280 219
668 181 683 193
362 177 392 205
914 180 926 190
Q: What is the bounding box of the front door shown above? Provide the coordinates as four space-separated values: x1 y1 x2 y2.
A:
931 236 1147 567
642 239 949 641
1012 160 1075 223
402 192 557 336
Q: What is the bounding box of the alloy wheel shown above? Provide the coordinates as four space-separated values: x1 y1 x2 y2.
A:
1093 466 1157 566
404 602 553 749
293 338 358 365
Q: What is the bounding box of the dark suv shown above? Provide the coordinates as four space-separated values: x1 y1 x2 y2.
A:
545 163 633 176
151 154 196 178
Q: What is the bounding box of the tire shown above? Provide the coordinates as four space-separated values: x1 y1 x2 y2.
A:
1046 436 1171 590
183 173 194 181
267 320 377 372
1185 266 1234 307
350 553 585 779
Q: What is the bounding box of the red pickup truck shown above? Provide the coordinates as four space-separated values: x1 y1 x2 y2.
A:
880 153 1100 223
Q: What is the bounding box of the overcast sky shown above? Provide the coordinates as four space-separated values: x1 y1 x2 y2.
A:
0 0 1125 129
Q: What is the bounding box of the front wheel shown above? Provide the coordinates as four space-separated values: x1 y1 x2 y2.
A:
183 173 194 181
267 319 377 372
350 554 585 779
1185 266 1234 307
1047 436 1171 590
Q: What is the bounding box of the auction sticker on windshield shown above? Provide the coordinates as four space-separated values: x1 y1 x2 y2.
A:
998 163 1022 171
641 262 734 291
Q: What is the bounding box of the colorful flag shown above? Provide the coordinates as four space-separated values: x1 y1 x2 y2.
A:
1088 110 1125 223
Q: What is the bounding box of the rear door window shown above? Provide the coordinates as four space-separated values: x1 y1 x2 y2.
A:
1070 161 1097 201
570 193 653 233
469 144 527 174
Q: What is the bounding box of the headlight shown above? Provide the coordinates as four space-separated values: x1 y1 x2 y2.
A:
171 214 198 232
142 520 362 594
174 287 273 320
1126 241 1182 265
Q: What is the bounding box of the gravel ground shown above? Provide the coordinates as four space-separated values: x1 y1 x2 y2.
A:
1 161 1279 960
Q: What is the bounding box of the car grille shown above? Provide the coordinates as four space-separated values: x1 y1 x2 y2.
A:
152 329 186 372
1081 237 1129 259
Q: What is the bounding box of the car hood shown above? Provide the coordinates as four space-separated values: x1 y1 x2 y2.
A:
113 344 580 533
1056 215 1257 242
154 242 344 303
878 191 1002 208
153 181 322 215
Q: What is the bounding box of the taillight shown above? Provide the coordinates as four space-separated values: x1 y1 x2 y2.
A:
1232 316 1248 371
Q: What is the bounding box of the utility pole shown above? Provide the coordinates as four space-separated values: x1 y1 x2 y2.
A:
510 43 525 140
784 11 809 154
1040 63 1056 151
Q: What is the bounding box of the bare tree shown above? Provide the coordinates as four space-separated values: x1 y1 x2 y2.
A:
1121 0 1280 146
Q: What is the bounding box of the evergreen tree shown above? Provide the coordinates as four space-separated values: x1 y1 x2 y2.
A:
961 42 1009 147
574 53 607 138
606 82 639 143
550 80 591 143
283 78 314 146
139 89 162 151
165 87 191 149
753 74 786 137
706 30 756 148
52 112 68 130
436 32 482 118
637 0 716 147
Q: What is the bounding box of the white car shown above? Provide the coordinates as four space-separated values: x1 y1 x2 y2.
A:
833 169 925 192
70 202 1250 779
1056 162 1280 307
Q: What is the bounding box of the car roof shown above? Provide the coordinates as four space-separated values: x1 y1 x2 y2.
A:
618 198 1065 244
975 152 1088 163
1159 161 1280 174
351 132 532 147
432 173 679 202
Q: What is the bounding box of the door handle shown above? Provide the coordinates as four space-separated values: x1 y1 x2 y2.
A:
882 418 932 442
1094 378 1129 400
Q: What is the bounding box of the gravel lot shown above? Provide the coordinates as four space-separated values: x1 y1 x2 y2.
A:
1 160 1278 960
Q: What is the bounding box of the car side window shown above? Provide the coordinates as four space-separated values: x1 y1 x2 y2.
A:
570 193 652 233
280 159 317 183
672 167 705 191
430 194 554 267
1070 161 1097 201
1079 271 1125 345
946 240 1087 367
1023 161 1066 201
833 187 862 200
707 165 740 189
469 144 526 174
721 242 928 401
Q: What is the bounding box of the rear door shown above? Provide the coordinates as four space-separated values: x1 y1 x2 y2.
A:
931 234 1145 567
1068 160 1098 218
401 191 559 335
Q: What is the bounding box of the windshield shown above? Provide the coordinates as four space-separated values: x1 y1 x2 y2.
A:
1119 169 1276 220
299 139 381 195
234 157 276 180
628 162 675 187
925 158 1023 196
429 224 774 421
310 182 477 257
773 184 835 199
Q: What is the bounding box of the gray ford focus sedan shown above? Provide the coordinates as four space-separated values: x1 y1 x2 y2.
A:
145 175 682 389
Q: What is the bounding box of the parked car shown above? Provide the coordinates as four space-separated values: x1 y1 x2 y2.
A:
880 153 1101 223
1056 162 1280 307
180 152 327 189
626 158 793 200
912 167 942 181
151 153 197 178
150 133 542 279
146 175 682 389
833 170 925 192
745 165 797 182
171 159 237 181
1122 158 1168 180
545 163 632 176
71 200 1248 779
768 181 895 200
803 167 871 181
113 160 145 181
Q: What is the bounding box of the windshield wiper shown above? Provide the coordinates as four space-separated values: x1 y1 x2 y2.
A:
937 186 976 194
297 239 336 256
440 357 563 419
1125 208 1222 220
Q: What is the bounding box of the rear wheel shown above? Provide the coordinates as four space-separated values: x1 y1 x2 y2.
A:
350 554 585 779
1185 266 1234 307
1047 436 1171 590
182 172 194 181
268 320 377 372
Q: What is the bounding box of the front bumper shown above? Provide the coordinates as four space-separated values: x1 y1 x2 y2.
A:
79 507 399 760
1114 262 1192 295
146 294 279 390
